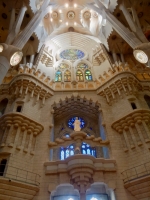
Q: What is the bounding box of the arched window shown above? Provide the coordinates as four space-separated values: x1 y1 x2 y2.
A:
85 70 92 81
55 71 62 82
0 98 8 116
144 95 150 108
131 102 137 110
76 70 84 82
64 70 71 82
0 159 7 176
81 142 96 157
60 144 74 160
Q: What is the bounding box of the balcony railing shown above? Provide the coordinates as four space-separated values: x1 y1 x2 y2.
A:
0 164 40 186
121 161 150 183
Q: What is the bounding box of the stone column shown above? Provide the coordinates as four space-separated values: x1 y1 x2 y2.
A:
29 55 35 68
6 4 27 44
88 2 142 49
12 2 54 49
120 4 148 43
109 188 116 200
8 8 15 32
0 56 10 84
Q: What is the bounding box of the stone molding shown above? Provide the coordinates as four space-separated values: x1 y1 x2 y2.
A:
112 109 150 151
0 112 44 154
48 131 109 149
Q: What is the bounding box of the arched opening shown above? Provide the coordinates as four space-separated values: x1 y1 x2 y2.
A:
16 105 22 112
131 102 137 110
0 98 8 116
55 70 62 82
64 70 71 82
81 142 96 157
0 159 7 176
144 95 150 108
76 70 84 81
85 70 92 81
60 144 74 160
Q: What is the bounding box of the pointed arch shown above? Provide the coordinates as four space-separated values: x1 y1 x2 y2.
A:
64 70 71 82
85 70 92 81
76 69 84 82
55 70 62 82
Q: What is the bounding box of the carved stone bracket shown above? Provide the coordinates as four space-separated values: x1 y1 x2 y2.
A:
0 112 44 155
112 109 150 151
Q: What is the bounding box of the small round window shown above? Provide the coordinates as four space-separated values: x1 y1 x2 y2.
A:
68 117 85 129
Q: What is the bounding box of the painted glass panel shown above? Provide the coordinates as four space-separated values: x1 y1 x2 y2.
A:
55 70 62 82
68 117 85 129
64 70 71 82
77 63 88 69
60 49 85 61
76 70 84 81
85 70 92 81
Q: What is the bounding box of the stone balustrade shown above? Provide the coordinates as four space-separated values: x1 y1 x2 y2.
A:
44 154 116 193
0 112 44 155
112 109 150 151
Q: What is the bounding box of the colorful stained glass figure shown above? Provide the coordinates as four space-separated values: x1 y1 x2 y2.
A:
64 70 71 82
68 117 85 129
60 144 75 160
85 70 92 81
55 70 62 82
77 63 88 69
76 70 84 81
60 49 85 61
81 142 96 157
59 63 69 70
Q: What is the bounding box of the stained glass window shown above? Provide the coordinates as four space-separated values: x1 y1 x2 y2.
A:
85 70 92 81
60 144 74 160
59 63 69 70
64 70 71 82
77 63 88 70
60 49 85 61
68 117 85 129
55 70 62 82
81 142 96 157
76 70 84 82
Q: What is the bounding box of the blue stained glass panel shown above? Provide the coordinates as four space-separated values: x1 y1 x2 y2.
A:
60 49 85 61
68 117 85 129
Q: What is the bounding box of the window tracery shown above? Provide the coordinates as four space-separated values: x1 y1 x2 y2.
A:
81 142 96 157
55 70 62 82
76 70 84 82
77 63 88 70
60 144 74 160
58 63 69 70
64 70 71 82
85 70 92 81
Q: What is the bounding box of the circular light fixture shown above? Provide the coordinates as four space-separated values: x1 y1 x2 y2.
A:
133 49 148 64
67 11 75 20
0 44 4 52
10 51 23 66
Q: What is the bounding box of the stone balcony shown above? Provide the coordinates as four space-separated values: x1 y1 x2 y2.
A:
121 161 150 199
44 154 116 193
